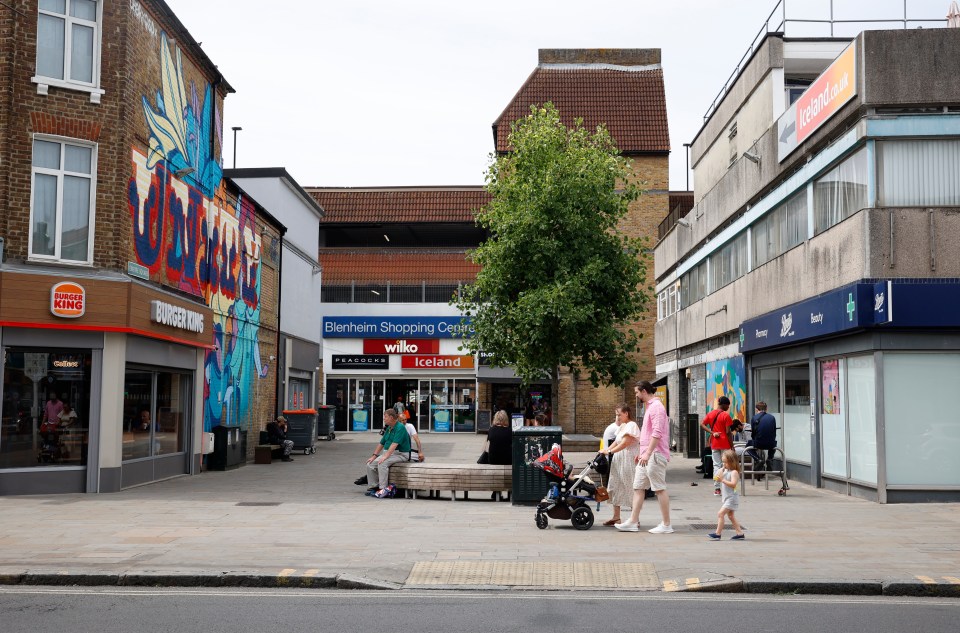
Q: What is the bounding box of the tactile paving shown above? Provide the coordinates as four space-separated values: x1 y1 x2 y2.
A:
407 561 658 588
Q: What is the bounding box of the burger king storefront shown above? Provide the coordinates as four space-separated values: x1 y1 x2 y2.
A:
322 316 479 433
0 269 210 495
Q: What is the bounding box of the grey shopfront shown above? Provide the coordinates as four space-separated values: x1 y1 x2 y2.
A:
741 280 960 502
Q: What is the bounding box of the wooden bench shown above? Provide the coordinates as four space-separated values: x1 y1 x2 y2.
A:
254 431 284 464
390 462 511 501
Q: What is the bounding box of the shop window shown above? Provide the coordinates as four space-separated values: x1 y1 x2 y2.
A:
752 189 808 268
34 0 102 92
1 348 91 469
30 137 96 263
657 284 679 321
680 260 706 308
883 353 960 486
707 232 748 293
877 139 960 206
813 148 867 235
123 368 190 461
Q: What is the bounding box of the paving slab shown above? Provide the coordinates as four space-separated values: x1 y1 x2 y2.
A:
0 433 957 595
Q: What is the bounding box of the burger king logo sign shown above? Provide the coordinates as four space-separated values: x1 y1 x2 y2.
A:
50 282 86 318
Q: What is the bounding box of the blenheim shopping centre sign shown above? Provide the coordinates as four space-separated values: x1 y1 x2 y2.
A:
322 316 473 338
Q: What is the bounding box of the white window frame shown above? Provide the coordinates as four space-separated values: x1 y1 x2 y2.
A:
32 0 105 104
29 134 98 265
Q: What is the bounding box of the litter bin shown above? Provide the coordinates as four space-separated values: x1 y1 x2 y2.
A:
281 409 317 455
209 424 243 470
316 405 336 441
511 426 563 505
686 414 701 459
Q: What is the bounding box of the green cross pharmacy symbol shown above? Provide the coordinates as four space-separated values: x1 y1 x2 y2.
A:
739 329 745 345
846 293 856 322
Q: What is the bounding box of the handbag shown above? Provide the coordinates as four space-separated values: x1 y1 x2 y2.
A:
594 486 610 502
477 451 490 464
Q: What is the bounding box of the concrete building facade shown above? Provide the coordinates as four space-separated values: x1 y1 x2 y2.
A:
654 20 960 502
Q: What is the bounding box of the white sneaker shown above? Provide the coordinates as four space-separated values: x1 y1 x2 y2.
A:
614 521 639 532
648 523 675 534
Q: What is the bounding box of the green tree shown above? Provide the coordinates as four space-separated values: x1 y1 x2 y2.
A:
456 103 651 414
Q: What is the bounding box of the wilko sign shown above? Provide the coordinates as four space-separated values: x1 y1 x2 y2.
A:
401 355 475 369
364 339 440 355
50 282 86 318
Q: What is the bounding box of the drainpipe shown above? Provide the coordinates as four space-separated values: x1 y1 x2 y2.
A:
210 74 222 163
275 234 284 416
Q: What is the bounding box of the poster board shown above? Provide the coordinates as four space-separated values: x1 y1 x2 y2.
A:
476 410 492 434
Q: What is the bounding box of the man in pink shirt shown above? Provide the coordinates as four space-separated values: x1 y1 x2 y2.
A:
616 381 673 534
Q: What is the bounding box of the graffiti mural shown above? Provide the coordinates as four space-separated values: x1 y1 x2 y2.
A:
129 33 268 432
705 356 747 424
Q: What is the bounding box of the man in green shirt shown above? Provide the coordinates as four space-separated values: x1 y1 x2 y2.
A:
363 409 411 497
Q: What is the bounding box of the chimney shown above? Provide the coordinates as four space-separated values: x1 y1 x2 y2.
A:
538 49 661 66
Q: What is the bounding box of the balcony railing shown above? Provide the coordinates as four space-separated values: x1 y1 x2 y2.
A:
702 0 948 123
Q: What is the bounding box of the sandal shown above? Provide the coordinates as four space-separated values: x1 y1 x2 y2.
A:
603 518 620 526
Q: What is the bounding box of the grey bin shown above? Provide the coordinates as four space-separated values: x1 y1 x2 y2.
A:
316 405 336 441
511 426 563 505
208 425 243 470
281 410 318 455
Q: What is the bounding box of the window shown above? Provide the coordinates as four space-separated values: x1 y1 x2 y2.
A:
708 232 748 293
35 0 101 91
656 283 679 321
123 368 191 461
814 148 867 234
680 260 707 308
1 348 92 470
878 139 960 206
752 189 808 268
30 137 96 263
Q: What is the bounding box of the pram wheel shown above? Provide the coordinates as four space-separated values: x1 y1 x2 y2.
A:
535 512 548 530
571 506 594 531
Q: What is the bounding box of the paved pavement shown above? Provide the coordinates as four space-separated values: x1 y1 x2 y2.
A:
1 433 958 595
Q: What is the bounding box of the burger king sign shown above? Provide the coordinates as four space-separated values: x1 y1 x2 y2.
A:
50 282 86 318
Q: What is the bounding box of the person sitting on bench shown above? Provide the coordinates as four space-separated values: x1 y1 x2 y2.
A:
267 415 295 462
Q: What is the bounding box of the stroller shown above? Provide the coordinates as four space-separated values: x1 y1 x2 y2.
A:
37 421 68 463
532 444 606 530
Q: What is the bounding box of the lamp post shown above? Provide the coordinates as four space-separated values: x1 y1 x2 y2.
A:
231 126 242 168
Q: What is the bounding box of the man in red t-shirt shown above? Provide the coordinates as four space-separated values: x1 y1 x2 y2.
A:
700 397 734 496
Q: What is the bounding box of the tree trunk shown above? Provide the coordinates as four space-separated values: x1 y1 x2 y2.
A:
551 366 560 430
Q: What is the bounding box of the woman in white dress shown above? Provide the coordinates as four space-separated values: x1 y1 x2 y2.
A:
600 404 641 526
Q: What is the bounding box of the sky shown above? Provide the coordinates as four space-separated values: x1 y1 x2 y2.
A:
162 0 954 191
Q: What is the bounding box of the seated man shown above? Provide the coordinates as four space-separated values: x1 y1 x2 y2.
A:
266 415 295 462
355 409 410 497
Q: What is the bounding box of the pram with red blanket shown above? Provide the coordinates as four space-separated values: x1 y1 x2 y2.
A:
532 444 603 530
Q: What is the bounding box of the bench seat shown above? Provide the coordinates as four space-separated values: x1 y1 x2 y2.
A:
390 462 511 500
254 444 283 464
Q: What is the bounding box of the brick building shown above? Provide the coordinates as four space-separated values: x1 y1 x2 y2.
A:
310 187 490 434
0 1 281 494
309 49 673 437
492 49 672 434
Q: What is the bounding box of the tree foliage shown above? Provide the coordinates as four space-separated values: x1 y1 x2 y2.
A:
456 103 650 389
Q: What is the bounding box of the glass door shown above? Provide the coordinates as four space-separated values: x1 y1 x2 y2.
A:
453 379 475 432
347 379 385 431
783 365 812 464
431 379 451 432
372 380 385 430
